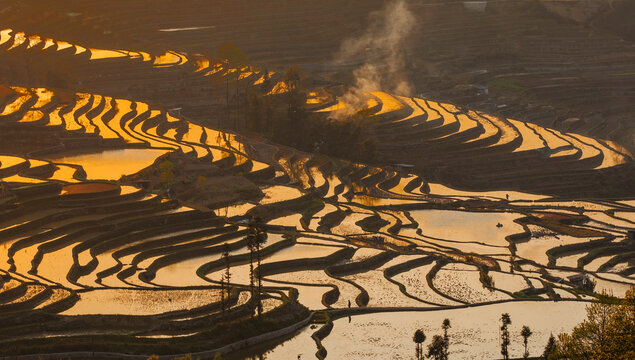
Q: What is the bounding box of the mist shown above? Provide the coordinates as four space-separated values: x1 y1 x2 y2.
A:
332 0 416 120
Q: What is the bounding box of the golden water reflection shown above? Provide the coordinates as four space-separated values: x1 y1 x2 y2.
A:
45 149 168 181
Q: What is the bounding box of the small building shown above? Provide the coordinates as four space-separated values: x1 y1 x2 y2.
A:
168 107 182 117
567 274 594 290
471 84 489 96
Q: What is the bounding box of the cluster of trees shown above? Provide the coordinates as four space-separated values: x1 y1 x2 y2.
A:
413 315 532 360
499 313 533 360
412 319 451 360
412 288 634 359
213 44 379 163
543 288 634 360
0 49 78 90
246 65 379 163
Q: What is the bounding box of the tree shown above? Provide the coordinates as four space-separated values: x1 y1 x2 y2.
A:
246 216 267 318
246 231 256 319
442 318 451 360
546 288 634 360
159 160 175 191
261 68 272 89
221 243 231 312
283 64 303 93
281 65 307 134
260 69 273 132
220 276 225 313
247 90 273 133
427 335 445 360
500 313 512 360
521 325 532 359
216 44 249 129
252 217 266 317
413 329 426 360
543 334 556 360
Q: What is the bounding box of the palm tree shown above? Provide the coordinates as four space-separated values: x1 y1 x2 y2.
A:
500 313 512 360
427 335 445 360
442 318 451 359
521 325 532 359
413 329 426 360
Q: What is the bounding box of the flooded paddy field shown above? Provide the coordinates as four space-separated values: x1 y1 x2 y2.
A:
0 79 632 355
321 302 586 360
0 3 634 357
250 301 589 360
45 149 169 181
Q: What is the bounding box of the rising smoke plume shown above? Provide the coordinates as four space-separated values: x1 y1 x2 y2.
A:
331 0 416 120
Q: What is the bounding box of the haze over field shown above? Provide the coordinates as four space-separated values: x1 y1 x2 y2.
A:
332 0 416 120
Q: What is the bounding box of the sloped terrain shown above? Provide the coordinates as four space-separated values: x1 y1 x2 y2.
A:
0 3 633 358
2 0 634 155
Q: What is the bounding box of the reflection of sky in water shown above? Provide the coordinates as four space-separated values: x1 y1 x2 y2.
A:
62 288 220 316
320 302 587 360
46 148 167 181
255 302 587 359
409 210 522 246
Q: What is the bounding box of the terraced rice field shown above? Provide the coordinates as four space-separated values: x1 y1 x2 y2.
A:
0 12 633 360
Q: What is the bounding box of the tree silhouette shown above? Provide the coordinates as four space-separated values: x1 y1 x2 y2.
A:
246 216 266 318
413 329 426 360
427 335 445 360
283 64 302 93
246 232 256 318
442 318 451 359
500 313 512 360
542 334 556 359
253 218 266 317
216 44 249 129
261 69 272 132
521 325 532 359
222 243 231 312
220 276 225 313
